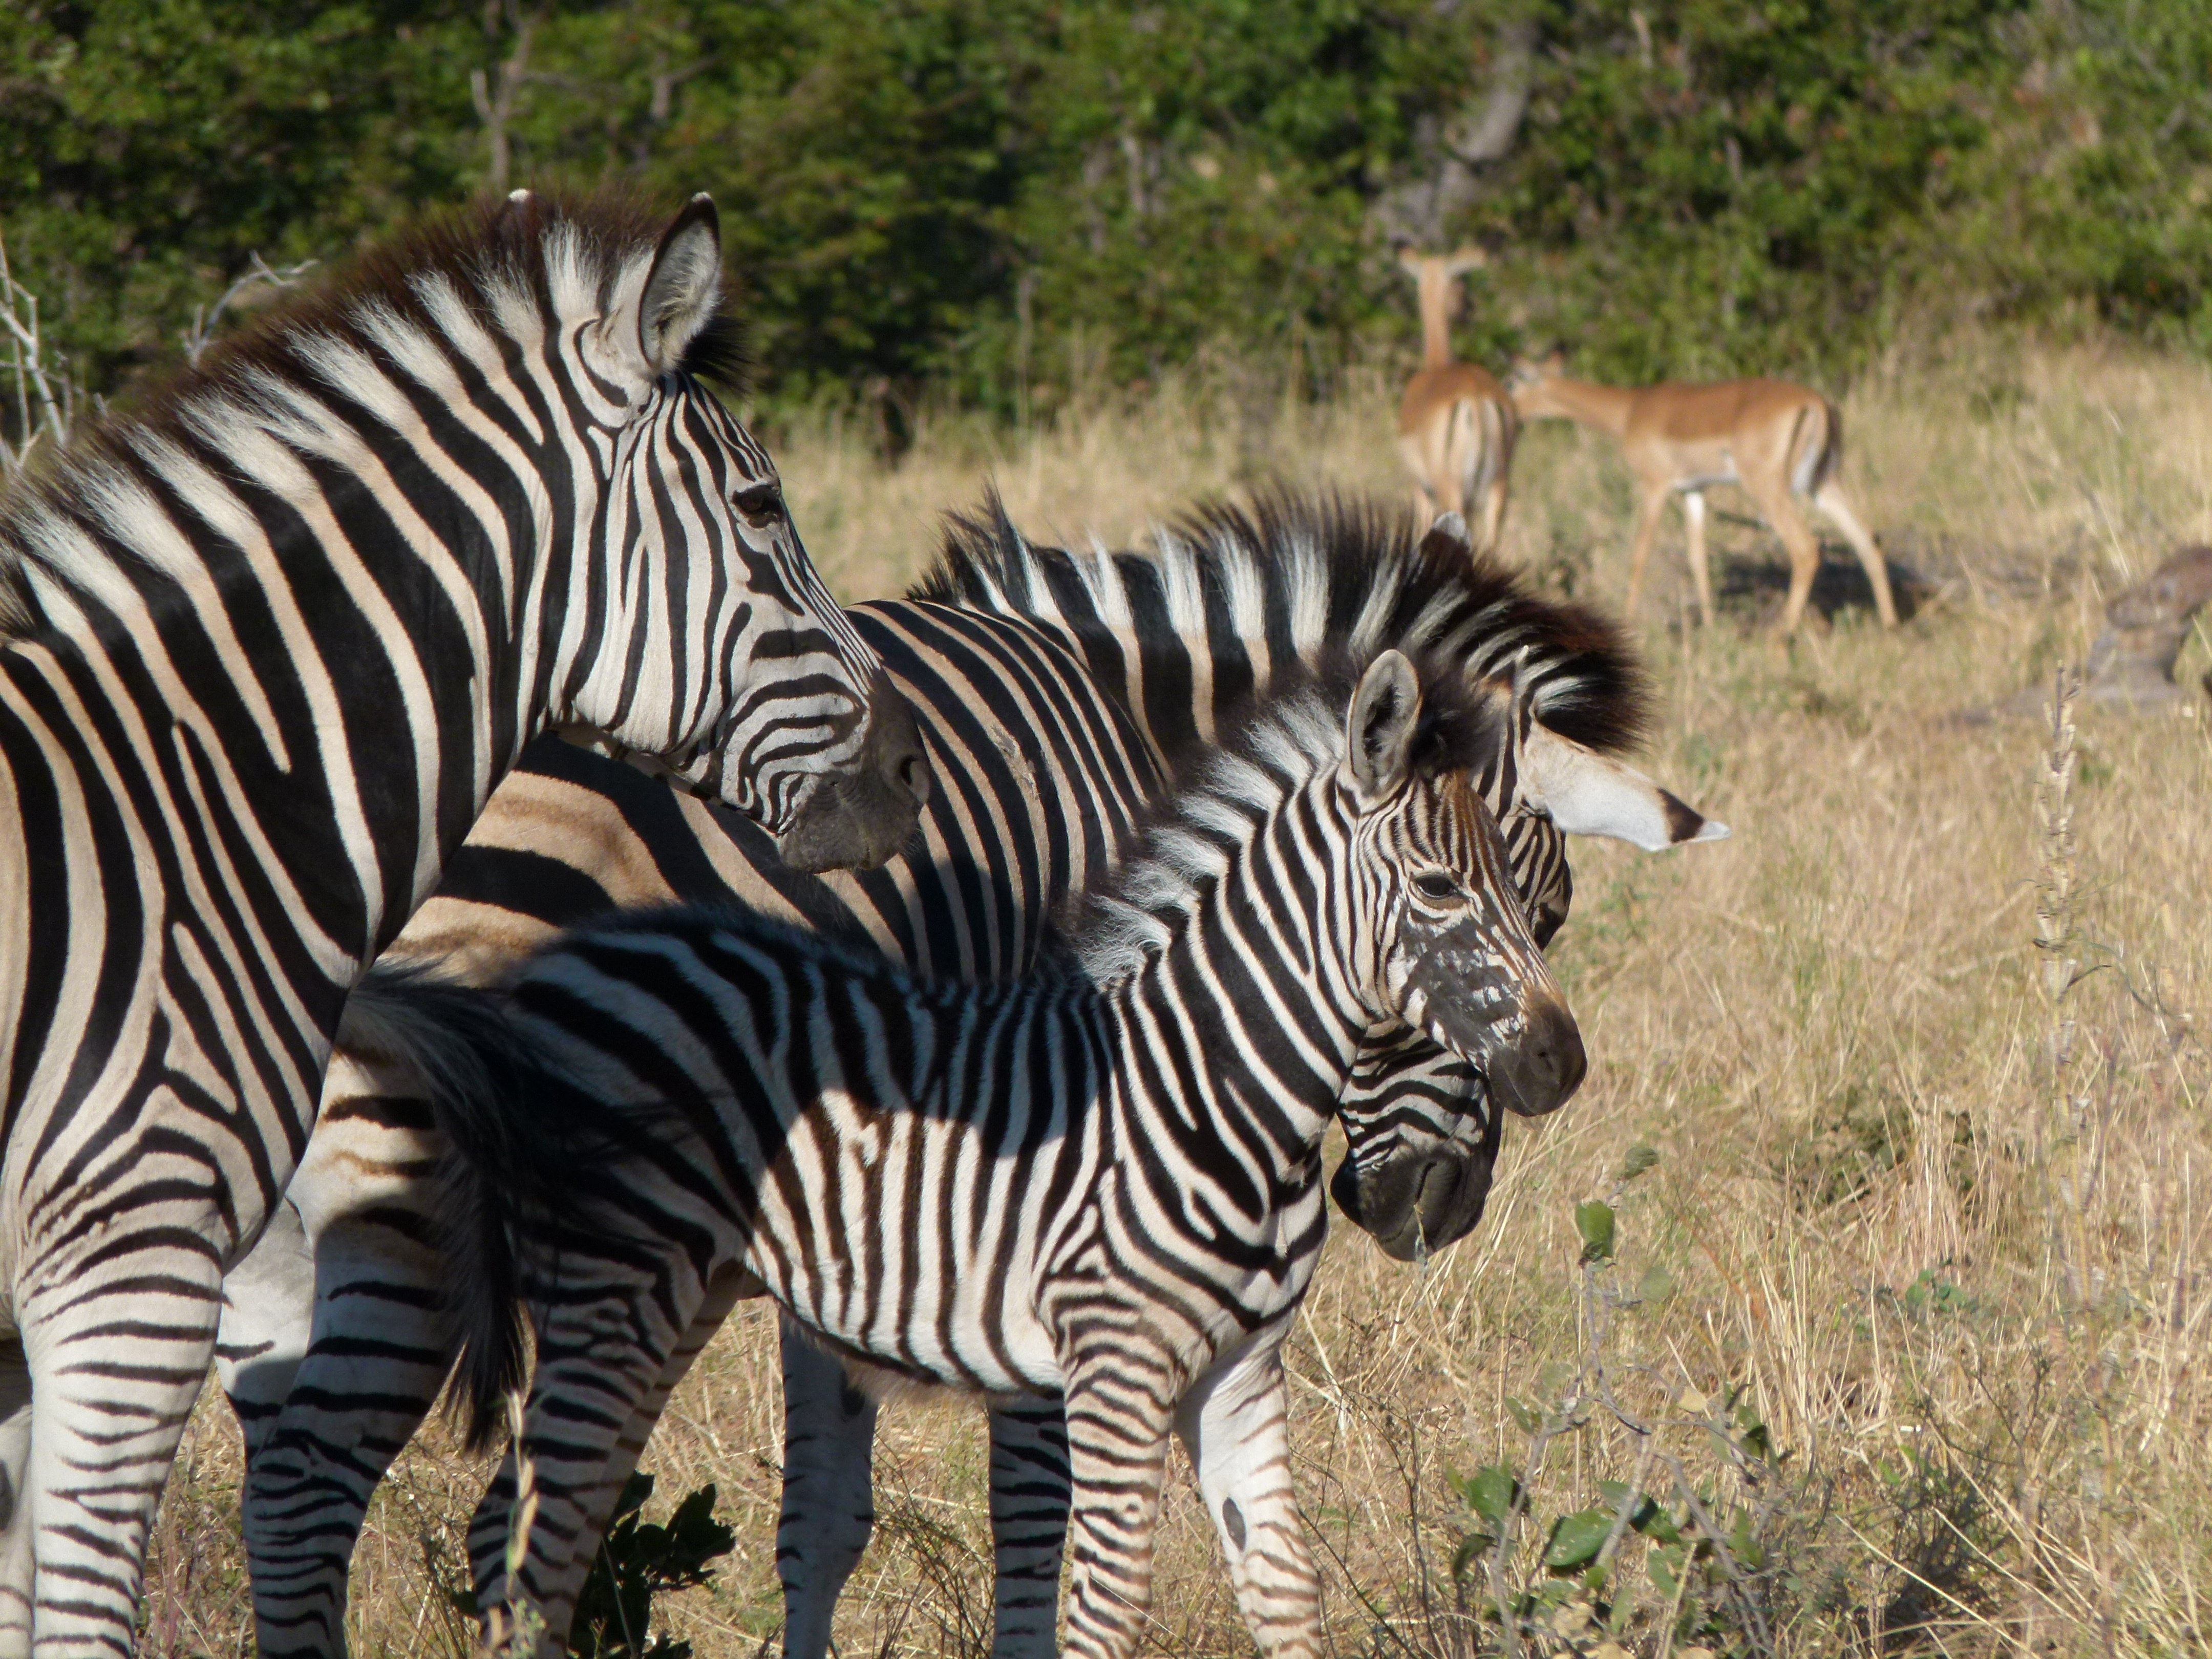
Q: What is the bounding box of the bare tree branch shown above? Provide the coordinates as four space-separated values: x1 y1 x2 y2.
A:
181 253 317 367
1373 17 1539 248
470 0 546 195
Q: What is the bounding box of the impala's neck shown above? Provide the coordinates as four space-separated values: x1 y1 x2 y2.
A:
1415 263 1458 370
1518 374 1635 438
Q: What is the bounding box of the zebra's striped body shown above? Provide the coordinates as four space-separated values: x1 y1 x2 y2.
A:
395 647 1584 1659
222 499 1724 1656
223 597 1157 1655
0 191 919 1653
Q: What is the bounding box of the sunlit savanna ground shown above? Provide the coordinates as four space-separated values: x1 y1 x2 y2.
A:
147 337 2212 1657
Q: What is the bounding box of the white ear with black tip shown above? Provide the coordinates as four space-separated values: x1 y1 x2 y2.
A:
1520 725 1730 851
1420 512 1472 560
639 194 724 373
1344 650 1424 804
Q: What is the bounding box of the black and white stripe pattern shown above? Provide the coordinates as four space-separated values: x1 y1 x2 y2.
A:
0 189 916 1654
219 497 1724 1657
382 648 1585 1659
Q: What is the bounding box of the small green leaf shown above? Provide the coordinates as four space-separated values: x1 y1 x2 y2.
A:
1465 1463 1521 1525
1618 1143 1661 1182
1734 1403 1775 1462
1648 1545 1682 1598
1729 1507 1768 1572
1450 1531 1496 1583
1575 1200 1616 1262
1544 1508 1613 1570
1632 1502 1682 1546
1505 1394 1542 1433
1597 1480 1661 1536
1636 1263 1675 1306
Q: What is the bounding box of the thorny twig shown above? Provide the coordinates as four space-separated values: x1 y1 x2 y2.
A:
181 252 317 365
0 217 87 476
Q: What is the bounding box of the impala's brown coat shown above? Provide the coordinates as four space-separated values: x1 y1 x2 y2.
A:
1511 358 1898 633
1395 251 1517 553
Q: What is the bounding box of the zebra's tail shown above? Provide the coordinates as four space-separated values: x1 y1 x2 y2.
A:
336 961 549 1450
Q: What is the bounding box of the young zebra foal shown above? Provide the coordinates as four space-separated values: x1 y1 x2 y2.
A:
400 648 1582 1659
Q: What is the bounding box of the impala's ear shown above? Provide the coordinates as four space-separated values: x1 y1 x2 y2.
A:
1521 725 1729 852
1397 247 1423 277
1446 246 1487 276
1345 651 1424 803
639 195 724 373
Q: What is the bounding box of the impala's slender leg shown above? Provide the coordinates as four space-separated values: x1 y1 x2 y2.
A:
1812 479 1899 627
1625 481 1673 617
1679 488 1715 627
1175 1335 1318 1658
988 1397 1072 1657
1745 473 1823 635
1474 409 1513 557
779 1325 880 1659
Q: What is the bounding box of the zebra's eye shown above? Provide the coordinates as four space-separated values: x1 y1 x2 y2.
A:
732 480 784 524
1411 870 1464 903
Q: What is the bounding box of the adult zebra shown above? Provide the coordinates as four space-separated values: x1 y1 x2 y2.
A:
219 496 1722 1657
378 645 1584 1659
0 189 925 1652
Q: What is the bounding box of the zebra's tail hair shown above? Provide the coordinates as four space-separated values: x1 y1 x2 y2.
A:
337 960 550 1451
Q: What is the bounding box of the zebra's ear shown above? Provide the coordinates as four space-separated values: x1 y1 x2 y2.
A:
1520 724 1730 852
639 195 724 373
1345 650 1423 803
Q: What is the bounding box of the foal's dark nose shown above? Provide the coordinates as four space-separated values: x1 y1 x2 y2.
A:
1488 994 1585 1118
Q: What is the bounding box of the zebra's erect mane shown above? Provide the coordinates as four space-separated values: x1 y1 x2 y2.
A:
911 486 1649 762
1070 648 1502 982
0 188 749 637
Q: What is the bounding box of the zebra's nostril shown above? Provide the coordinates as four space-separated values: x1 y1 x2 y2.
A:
900 752 931 806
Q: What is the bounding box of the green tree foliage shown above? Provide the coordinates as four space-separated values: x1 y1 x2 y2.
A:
2 0 2205 423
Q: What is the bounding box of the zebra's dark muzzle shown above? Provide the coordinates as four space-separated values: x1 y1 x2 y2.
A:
1483 994 1585 1118
777 675 933 874
1330 1107 1501 1262
1407 931 1586 1120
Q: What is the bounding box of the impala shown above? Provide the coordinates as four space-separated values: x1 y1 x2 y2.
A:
1397 248 1518 554
1509 354 1898 633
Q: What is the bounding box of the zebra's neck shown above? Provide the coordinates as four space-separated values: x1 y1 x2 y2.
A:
1090 913 1350 1180
0 343 595 978
1073 758 1378 1178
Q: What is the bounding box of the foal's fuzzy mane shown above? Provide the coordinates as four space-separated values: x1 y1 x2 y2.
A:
0 189 748 636
1070 649 1503 982
912 487 1649 764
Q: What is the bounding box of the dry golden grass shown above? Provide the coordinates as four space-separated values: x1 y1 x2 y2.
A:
144 338 2212 1658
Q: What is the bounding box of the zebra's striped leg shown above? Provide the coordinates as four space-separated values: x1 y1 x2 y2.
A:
1174 1335 1319 1657
985 1396 1069 1658
17 1259 226 1652
217 1199 315 1469
0 1348 35 1657
777 1324 877 1659
1058 1355 1177 1659
469 1270 746 1650
229 1089 455 1657
219 1199 361 1657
